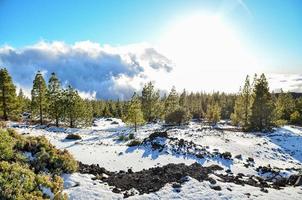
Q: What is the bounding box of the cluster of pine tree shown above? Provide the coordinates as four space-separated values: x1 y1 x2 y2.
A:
1 67 302 131
231 74 302 131
0 68 92 127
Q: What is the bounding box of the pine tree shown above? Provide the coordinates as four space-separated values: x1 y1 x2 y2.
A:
179 89 187 107
0 68 17 120
164 86 179 115
16 88 30 115
274 90 295 122
47 72 62 126
206 103 221 125
31 71 48 125
64 86 80 128
116 99 123 118
141 82 161 122
125 92 145 132
249 74 274 131
231 75 252 129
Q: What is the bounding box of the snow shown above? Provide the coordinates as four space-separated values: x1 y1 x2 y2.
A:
9 118 302 199
63 174 302 200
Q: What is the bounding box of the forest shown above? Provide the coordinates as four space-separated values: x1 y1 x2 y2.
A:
1 67 301 132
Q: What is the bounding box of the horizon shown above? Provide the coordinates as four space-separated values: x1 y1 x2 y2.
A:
1 0 301 99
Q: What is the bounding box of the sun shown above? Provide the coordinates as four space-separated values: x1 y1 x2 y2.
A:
156 14 259 92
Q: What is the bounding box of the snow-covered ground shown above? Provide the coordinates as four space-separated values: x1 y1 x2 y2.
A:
10 118 302 199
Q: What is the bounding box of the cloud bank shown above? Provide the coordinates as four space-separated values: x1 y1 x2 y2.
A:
0 40 301 100
0 41 173 99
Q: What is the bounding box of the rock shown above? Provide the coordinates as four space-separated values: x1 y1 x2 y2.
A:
221 152 232 159
235 154 242 159
127 168 133 174
111 121 119 125
260 188 268 193
237 173 244 178
208 177 217 185
227 187 232 191
274 178 287 187
172 183 181 188
247 157 254 162
207 165 224 171
148 131 168 140
210 185 222 191
196 153 204 159
225 169 232 174
65 134 82 140
295 176 302 186
112 187 121 193
287 175 299 185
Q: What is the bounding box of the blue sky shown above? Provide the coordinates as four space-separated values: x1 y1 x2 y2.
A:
0 0 301 98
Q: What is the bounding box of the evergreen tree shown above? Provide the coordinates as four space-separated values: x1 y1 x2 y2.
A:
125 93 145 132
47 72 62 126
231 75 252 129
0 68 17 120
16 89 30 116
179 89 187 107
206 103 221 125
64 86 81 128
274 90 295 122
249 74 274 131
141 82 161 122
31 71 48 125
116 99 123 118
164 86 179 115
165 106 191 126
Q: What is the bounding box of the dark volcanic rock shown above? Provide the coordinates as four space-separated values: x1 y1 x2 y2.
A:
105 163 221 195
148 131 168 140
210 185 222 191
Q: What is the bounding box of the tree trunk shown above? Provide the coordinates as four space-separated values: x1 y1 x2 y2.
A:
2 85 8 121
135 121 137 132
56 117 59 127
40 104 43 125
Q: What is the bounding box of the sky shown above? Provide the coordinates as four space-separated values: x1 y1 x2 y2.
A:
0 0 301 99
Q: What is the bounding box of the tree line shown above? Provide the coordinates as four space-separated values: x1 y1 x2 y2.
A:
0 67 302 131
0 68 92 127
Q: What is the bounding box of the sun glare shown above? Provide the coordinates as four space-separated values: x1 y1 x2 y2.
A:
158 14 259 92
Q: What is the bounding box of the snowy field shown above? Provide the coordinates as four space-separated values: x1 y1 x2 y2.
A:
10 118 302 200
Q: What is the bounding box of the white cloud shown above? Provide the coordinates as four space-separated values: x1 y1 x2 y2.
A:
0 40 300 99
0 41 173 99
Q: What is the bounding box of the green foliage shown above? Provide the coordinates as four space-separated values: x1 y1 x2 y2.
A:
141 82 161 122
275 119 288 127
290 111 301 125
0 68 18 121
231 75 252 129
164 86 179 115
0 129 74 199
16 89 31 116
31 71 48 125
274 91 295 122
125 93 145 132
20 136 78 174
47 72 63 126
249 74 275 132
117 134 129 142
63 86 93 128
0 130 15 161
206 103 221 125
165 107 191 125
